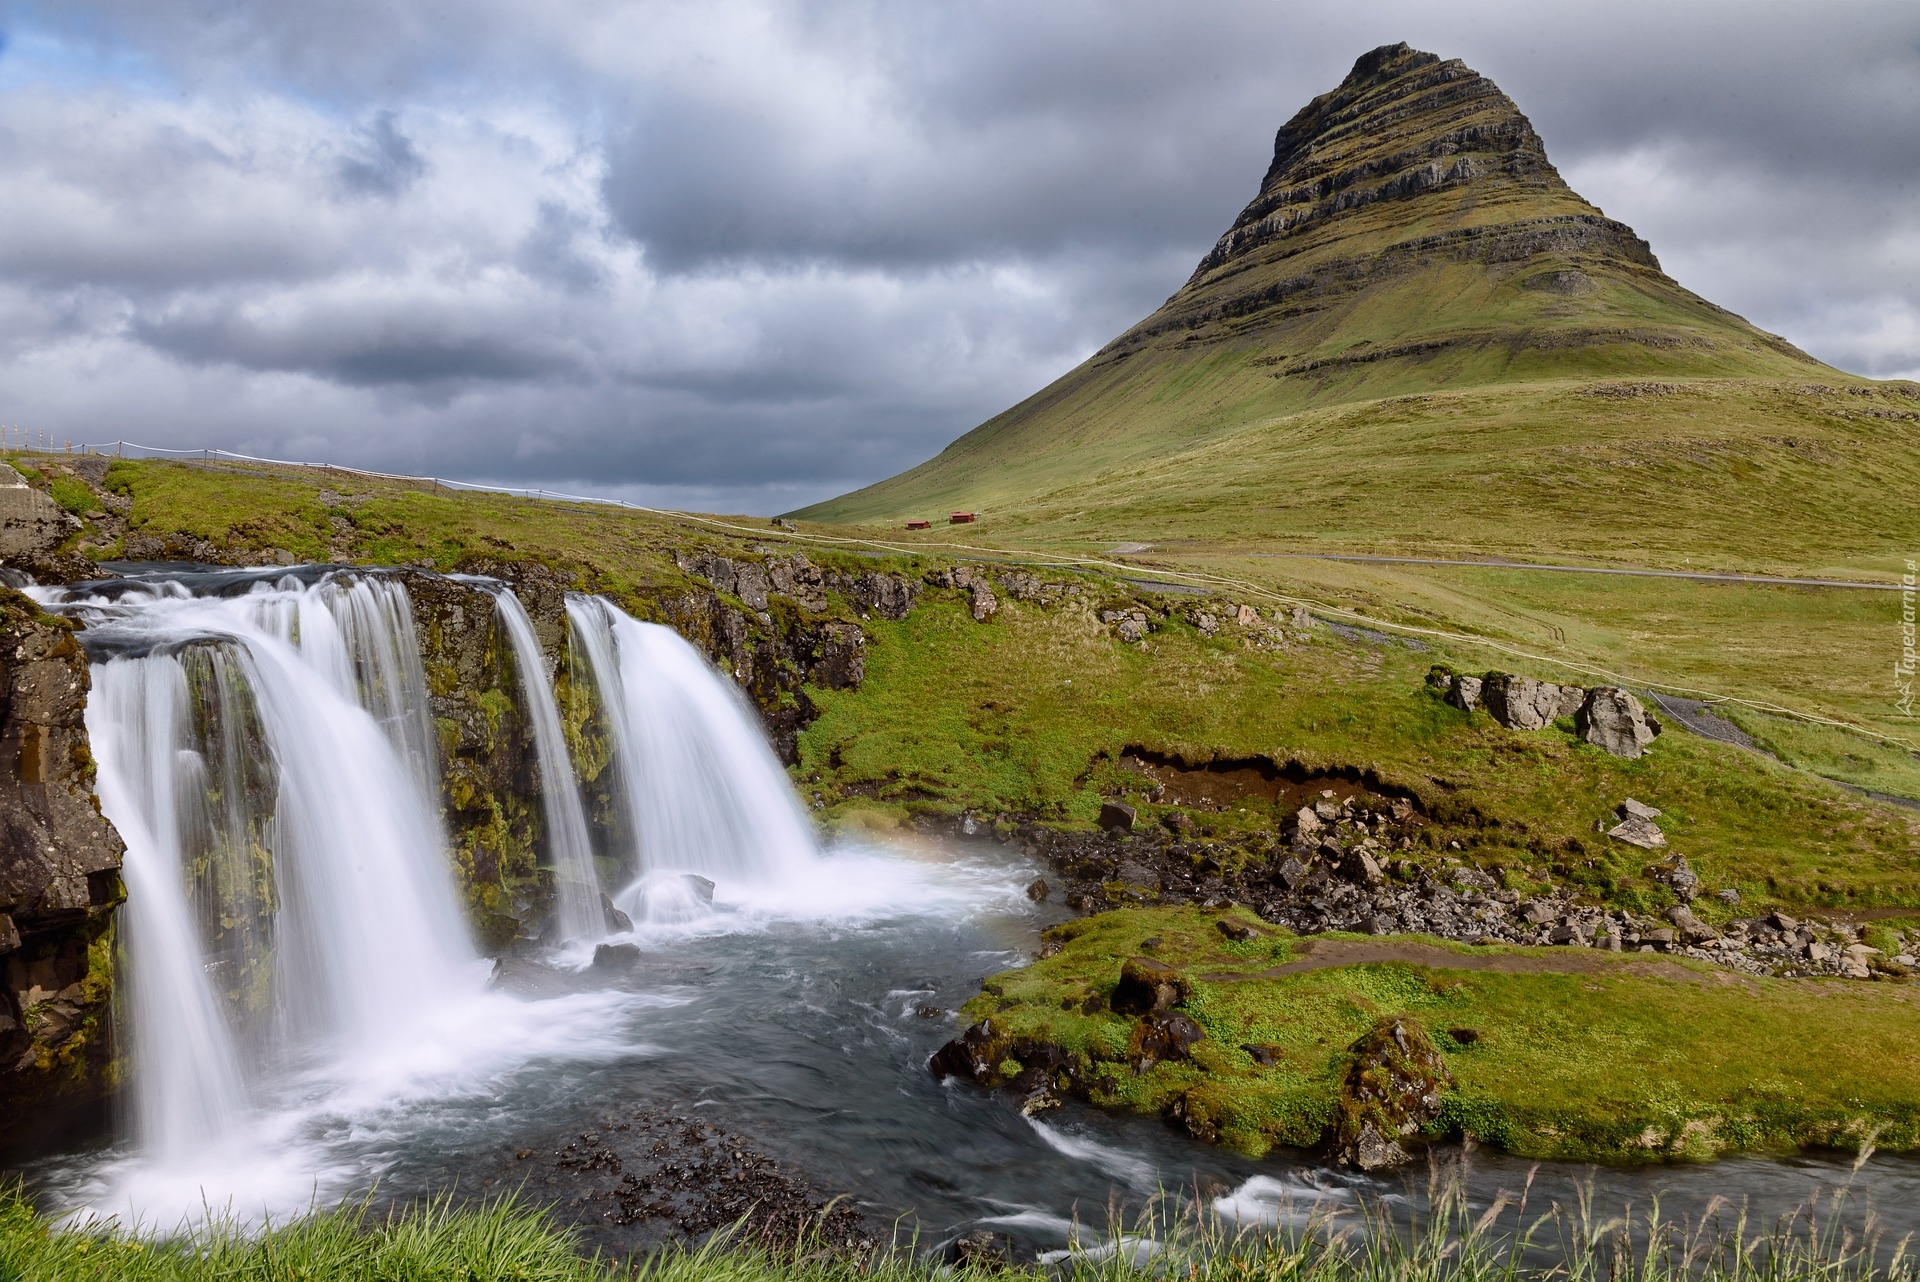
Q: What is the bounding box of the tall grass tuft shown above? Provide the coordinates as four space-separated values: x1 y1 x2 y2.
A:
1 1167 1914 1282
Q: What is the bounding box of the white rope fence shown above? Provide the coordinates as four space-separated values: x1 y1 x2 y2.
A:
7 431 1914 754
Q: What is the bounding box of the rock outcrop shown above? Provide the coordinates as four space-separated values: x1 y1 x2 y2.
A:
1481 673 1583 730
1578 687 1662 758
0 586 125 1151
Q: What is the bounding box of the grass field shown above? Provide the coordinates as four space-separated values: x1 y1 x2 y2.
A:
958 905 1920 1163
801 590 1920 916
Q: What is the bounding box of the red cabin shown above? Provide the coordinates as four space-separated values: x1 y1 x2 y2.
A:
948 512 977 524
905 520 931 530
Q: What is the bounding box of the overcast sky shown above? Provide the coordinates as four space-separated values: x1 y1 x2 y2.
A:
0 1 1914 513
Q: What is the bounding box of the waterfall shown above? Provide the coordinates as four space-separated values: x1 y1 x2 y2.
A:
58 570 475 1158
565 596 817 919
492 589 603 941
87 657 251 1161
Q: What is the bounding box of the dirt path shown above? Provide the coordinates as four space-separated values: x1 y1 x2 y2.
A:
1252 552 1901 592
1200 937 1732 986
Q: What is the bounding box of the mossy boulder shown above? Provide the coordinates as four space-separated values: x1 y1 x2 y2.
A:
1330 1016 1454 1170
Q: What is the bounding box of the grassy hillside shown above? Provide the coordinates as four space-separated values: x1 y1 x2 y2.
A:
794 46 1916 579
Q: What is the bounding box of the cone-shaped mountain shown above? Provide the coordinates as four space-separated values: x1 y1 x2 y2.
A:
797 44 1907 561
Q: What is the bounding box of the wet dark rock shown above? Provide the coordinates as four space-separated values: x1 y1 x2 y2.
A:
810 622 866 689
1329 1017 1453 1170
1242 1043 1283 1066
915 1004 947 1019
600 892 634 934
1109 956 1191 1015
0 586 125 1150
1217 918 1259 942
1098 800 1137 832
491 1105 875 1259
592 942 642 971
1026 877 1050 902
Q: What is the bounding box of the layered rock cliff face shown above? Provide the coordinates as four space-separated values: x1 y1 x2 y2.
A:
0 587 124 1151
1093 41 1805 373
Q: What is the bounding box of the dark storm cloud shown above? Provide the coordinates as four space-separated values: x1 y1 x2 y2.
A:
0 0 1914 512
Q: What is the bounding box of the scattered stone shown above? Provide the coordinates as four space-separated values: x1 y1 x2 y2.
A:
1607 814 1667 849
1620 798 1662 820
915 1005 948 1019
1275 857 1312 891
1716 888 1742 906
1667 905 1717 943
1161 810 1193 833
1340 848 1385 887
1662 856 1700 901
1771 911 1800 932
1577 687 1662 758
1026 878 1050 902
1841 944 1880 980
1520 900 1556 925
1217 918 1259 942
1242 1043 1283 1066
1329 1018 1453 1171
1098 800 1137 833
1109 956 1191 1015
1447 1027 1482 1045
1099 608 1151 642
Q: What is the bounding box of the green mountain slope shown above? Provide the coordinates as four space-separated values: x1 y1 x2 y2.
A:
796 44 1916 569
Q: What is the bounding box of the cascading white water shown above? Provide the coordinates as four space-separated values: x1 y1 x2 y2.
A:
565 596 818 920
87 657 252 1161
493 589 603 941
59 570 476 1160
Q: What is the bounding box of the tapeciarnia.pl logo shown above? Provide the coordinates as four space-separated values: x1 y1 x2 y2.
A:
1900 558 1917 717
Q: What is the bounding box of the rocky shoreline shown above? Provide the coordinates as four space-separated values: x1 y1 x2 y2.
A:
931 798 1915 984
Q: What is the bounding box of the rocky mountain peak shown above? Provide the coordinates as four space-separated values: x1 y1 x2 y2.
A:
1200 43 1576 281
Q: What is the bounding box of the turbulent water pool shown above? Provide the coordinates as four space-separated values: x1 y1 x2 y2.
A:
23 835 1920 1259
